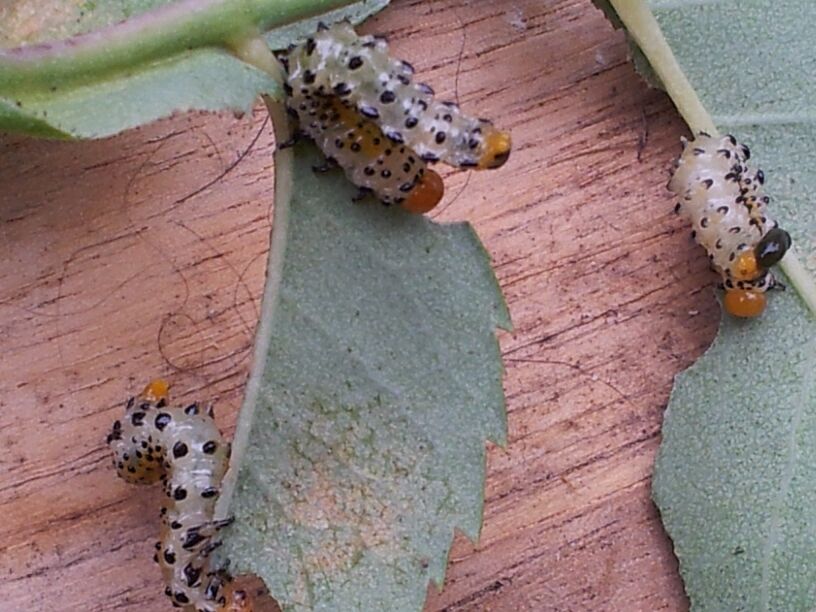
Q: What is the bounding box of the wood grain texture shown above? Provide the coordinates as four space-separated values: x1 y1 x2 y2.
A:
0 1 718 610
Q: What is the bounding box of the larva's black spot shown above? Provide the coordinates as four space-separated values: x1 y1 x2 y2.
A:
385 130 404 144
417 82 434 96
203 441 218 455
717 206 729 214
348 56 363 70
183 531 206 550
350 142 361 152
305 38 316 55
184 564 202 587
701 217 709 228
201 487 218 499
174 591 190 604
164 549 176 565
173 487 187 501
131 412 145 427
184 403 199 415
360 105 379 119
205 578 220 600
303 70 316 84
405 116 418 129
701 179 713 189
380 90 396 104
172 441 188 458
155 413 172 431
171 520 183 530
334 82 351 97
364 166 375 176
435 132 446 144
381 169 392 179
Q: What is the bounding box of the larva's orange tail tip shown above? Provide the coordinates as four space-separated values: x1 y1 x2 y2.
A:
402 169 444 214
724 289 767 318
141 379 170 402
478 130 512 169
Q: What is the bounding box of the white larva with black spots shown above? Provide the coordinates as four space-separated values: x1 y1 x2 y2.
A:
107 380 251 612
283 21 511 170
669 132 791 317
288 93 444 213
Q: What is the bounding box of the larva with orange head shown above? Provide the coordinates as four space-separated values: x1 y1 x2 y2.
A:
669 132 791 317
282 21 512 171
107 381 250 612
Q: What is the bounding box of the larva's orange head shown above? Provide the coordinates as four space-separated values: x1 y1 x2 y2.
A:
402 169 444 214
723 289 766 318
141 379 169 402
478 129 512 169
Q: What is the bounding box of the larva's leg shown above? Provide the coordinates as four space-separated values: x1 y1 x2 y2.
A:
312 156 338 174
351 186 373 203
277 130 303 151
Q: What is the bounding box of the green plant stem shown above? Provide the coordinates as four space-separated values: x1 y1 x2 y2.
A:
215 36 292 518
608 0 714 135
610 0 816 317
0 0 358 93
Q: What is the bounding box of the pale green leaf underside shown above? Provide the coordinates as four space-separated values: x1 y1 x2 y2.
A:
3 51 277 139
612 1 816 610
221 143 509 612
0 0 387 139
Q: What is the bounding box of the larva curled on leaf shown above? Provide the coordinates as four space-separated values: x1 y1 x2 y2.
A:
107 380 251 612
279 21 511 212
668 132 791 318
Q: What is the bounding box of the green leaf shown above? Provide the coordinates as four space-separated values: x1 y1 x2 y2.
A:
219 142 510 611
0 0 388 138
603 1 816 610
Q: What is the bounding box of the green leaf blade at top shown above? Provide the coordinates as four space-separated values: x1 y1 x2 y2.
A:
220 143 510 612
0 0 388 138
602 1 816 610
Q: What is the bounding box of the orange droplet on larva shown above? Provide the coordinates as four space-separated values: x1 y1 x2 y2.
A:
478 129 512 169
141 379 170 402
402 169 444 214
723 289 766 318
733 251 759 280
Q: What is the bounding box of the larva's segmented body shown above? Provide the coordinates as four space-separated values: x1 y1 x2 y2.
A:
108 381 250 612
283 22 511 170
289 94 443 213
669 133 791 317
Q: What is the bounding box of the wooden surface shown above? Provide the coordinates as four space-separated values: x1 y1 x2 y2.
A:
0 1 720 610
